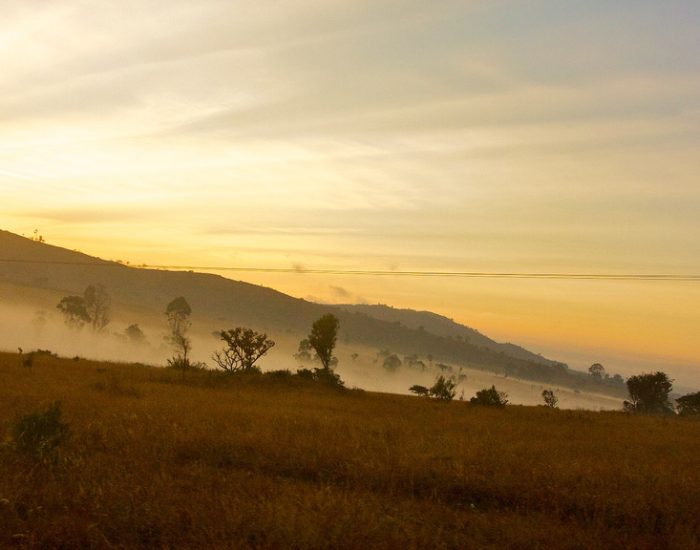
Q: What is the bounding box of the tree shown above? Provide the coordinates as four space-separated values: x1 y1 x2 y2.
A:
294 339 313 363
57 296 90 330
382 354 402 372
676 392 700 417
165 297 192 368
470 386 508 408
542 389 558 408
409 384 430 397
84 284 111 332
56 285 111 332
213 327 275 374
125 324 146 345
429 375 457 401
624 372 673 414
589 363 605 380
308 314 339 371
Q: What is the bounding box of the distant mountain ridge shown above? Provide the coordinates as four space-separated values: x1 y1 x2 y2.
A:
339 304 560 367
1 229 622 394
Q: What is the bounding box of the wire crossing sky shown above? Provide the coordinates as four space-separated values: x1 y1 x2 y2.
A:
1 0 699 383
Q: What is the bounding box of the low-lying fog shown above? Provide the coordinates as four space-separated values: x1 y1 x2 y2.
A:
0 303 623 410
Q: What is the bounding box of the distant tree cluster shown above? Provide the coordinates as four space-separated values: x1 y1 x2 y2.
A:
587 363 624 387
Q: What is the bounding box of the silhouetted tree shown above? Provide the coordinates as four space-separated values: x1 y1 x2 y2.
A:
84 284 111 332
676 392 700 417
57 296 90 330
470 386 508 407
165 297 192 368
213 327 275 374
624 372 673 414
409 384 430 396
542 389 558 408
308 314 339 371
589 363 605 380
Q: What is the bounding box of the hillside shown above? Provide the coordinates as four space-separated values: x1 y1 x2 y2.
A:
340 303 561 366
1 353 698 548
0 229 619 393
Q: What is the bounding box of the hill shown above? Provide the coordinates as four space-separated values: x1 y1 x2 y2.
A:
0 352 698 548
0 229 619 394
340 303 561 366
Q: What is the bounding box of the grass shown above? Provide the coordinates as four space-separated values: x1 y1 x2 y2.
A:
0 351 698 549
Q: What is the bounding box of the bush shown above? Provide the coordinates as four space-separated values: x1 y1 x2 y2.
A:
296 368 316 381
429 376 457 401
294 367 345 388
470 386 508 408
12 402 69 461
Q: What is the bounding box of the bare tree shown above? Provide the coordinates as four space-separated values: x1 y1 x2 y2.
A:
212 327 275 374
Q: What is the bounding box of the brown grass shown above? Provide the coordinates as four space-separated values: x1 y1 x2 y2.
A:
0 351 698 549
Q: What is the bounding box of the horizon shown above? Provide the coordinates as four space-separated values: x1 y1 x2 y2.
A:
1 1 699 387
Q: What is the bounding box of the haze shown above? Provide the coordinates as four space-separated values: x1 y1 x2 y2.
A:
1 1 699 384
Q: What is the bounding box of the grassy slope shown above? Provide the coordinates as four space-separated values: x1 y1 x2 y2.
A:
0 352 698 549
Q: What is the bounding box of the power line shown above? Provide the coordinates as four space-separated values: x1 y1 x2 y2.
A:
1 257 699 281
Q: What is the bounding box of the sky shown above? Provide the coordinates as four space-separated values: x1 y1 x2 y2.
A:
1 0 700 385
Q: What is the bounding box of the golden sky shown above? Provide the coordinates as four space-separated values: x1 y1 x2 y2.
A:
1 1 699 385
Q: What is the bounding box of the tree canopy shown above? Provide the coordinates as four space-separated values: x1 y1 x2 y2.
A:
308 314 339 371
624 372 673 414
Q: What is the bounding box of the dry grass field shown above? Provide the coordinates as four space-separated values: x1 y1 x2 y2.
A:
1 351 698 549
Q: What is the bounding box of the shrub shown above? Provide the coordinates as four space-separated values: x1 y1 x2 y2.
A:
296 368 316 380
12 402 69 461
429 376 456 401
470 386 508 408
294 367 344 388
